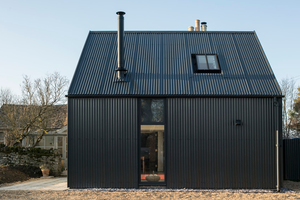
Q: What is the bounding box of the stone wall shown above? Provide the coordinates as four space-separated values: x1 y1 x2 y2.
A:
0 152 62 176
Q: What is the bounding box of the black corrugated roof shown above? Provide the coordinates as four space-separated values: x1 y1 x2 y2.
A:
68 31 282 96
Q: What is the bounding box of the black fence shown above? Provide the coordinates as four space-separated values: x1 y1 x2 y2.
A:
283 139 300 180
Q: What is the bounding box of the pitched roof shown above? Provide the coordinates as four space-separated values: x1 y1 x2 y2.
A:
68 31 282 96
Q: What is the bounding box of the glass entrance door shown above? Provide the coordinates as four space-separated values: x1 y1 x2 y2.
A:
140 125 165 183
140 99 165 184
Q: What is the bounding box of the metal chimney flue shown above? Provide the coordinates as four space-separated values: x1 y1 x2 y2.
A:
116 11 127 80
201 22 207 31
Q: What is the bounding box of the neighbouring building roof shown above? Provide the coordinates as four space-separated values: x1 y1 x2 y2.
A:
68 31 282 97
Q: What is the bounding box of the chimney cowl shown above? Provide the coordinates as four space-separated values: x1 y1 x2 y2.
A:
116 11 125 15
188 26 194 31
201 22 207 31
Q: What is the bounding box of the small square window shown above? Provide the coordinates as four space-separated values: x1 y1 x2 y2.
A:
192 54 221 73
141 99 164 123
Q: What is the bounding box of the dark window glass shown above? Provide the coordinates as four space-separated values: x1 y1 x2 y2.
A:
196 55 207 70
141 99 164 123
207 55 219 69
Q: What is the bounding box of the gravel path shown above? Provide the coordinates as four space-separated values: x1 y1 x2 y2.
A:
0 180 298 199
0 190 299 200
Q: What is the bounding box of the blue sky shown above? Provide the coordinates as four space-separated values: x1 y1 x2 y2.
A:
1 0 299 96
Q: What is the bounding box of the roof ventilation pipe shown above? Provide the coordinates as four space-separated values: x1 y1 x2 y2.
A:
201 22 207 31
195 20 200 31
188 26 194 31
116 11 127 80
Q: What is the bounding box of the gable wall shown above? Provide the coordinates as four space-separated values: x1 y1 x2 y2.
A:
68 97 282 189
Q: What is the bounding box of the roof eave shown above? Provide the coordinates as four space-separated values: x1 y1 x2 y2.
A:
66 94 284 98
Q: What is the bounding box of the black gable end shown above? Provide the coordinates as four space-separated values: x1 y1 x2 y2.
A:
68 31 282 96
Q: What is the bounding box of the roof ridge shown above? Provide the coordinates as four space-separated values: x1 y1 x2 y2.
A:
89 31 255 34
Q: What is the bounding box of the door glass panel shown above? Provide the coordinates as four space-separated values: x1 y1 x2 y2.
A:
140 125 165 182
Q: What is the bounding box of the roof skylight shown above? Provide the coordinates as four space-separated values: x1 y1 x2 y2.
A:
192 54 221 73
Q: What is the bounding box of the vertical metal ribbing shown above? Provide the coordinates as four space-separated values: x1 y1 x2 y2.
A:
68 98 138 188
68 32 282 96
68 97 279 189
167 98 277 189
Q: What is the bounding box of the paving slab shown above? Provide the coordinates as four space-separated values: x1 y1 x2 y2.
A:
0 177 67 190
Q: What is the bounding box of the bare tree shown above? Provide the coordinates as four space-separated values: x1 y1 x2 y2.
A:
289 87 300 137
0 89 22 146
280 77 297 138
0 88 15 105
0 72 69 146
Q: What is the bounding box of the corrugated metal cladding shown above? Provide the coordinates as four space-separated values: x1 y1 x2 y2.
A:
167 98 279 189
68 98 138 188
283 139 300 180
68 97 281 189
68 31 281 96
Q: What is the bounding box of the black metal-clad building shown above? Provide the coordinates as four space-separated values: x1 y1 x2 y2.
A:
67 17 283 189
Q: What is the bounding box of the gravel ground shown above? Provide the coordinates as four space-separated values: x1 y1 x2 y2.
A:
0 190 299 200
0 180 298 199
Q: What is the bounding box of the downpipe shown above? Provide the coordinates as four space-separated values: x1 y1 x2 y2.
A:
274 97 280 192
276 130 280 192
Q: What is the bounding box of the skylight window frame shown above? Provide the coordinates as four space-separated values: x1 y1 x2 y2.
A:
191 54 221 73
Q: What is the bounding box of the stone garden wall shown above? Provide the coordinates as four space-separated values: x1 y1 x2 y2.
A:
0 147 62 176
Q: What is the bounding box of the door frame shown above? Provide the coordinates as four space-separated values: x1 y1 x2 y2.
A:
138 98 167 186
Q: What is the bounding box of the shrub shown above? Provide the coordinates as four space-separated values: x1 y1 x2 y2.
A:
11 165 42 178
0 146 58 157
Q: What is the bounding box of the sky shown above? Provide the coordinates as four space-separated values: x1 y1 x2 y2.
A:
0 0 300 97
